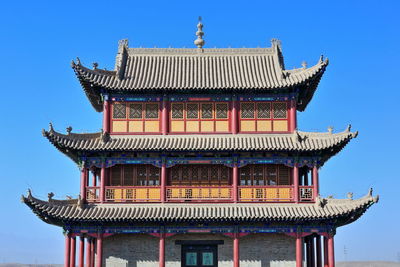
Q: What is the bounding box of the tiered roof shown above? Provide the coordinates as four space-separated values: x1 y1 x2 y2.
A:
22 189 378 226
42 125 357 164
72 39 329 112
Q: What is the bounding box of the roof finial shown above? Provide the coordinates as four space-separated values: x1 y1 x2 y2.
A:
194 16 205 50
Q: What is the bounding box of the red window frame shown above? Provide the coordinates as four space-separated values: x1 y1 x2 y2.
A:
239 164 292 186
110 102 161 134
168 165 232 186
239 101 289 133
109 165 161 186
170 102 230 133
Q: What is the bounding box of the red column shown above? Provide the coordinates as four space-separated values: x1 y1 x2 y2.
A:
92 170 97 187
310 236 315 267
233 232 239 267
159 233 165 267
296 234 303 267
312 166 319 200
316 235 322 267
233 164 239 202
289 99 297 132
231 97 238 134
323 236 329 267
162 97 168 135
86 238 91 267
96 234 103 267
70 236 76 267
80 168 87 202
161 164 166 203
103 98 110 133
79 236 85 267
65 234 71 267
100 167 106 203
293 165 299 203
328 235 335 267
306 237 312 267
90 238 95 267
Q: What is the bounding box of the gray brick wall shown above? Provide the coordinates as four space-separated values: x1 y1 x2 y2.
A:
101 233 296 267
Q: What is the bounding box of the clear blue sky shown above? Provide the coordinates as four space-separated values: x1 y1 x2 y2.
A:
0 0 399 263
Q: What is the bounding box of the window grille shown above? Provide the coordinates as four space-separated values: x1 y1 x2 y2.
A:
129 104 142 119
241 103 255 118
216 103 228 119
273 102 287 119
137 165 147 186
201 104 213 119
145 104 159 119
257 103 271 119
172 103 184 119
182 166 190 181
278 165 290 185
254 165 264 185
186 103 199 119
123 165 134 186
113 103 126 119
240 166 251 185
110 167 121 186
200 166 209 181
266 165 277 185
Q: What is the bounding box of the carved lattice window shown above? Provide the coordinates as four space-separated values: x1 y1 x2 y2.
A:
148 165 160 186
200 166 209 181
241 103 255 118
113 103 126 119
273 102 287 119
172 103 184 119
216 103 228 119
186 103 199 119
240 166 251 185
123 165 134 186
257 103 271 119
254 165 264 185
110 167 122 186
129 103 143 119
201 104 213 119
266 165 277 185
182 166 190 181
137 165 147 186
145 104 159 119
278 165 290 185
220 166 230 185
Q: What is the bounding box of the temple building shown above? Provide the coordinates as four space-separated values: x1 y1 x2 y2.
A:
23 20 378 267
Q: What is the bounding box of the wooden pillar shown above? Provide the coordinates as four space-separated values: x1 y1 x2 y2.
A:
80 168 87 202
79 236 85 267
65 233 71 267
161 96 168 135
293 165 299 203
91 170 97 187
102 97 110 133
316 235 322 267
328 235 335 267
289 99 297 132
161 164 166 203
231 96 238 134
100 167 106 203
159 233 165 267
70 236 76 267
233 232 239 267
323 236 329 267
306 237 312 267
312 166 319 199
233 164 239 202
296 234 303 267
96 234 103 267
86 238 91 267
310 236 315 267
90 238 95 267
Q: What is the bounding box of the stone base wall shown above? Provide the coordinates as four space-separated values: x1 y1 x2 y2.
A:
102 233 296 267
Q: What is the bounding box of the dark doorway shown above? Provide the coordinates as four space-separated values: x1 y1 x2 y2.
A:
181 244 218 267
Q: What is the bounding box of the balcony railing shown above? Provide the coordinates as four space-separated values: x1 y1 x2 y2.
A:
166 186 233 201
105 186 161 202
86 186 100 202
238 186 294 202
299 186 314 201
85 185 314 203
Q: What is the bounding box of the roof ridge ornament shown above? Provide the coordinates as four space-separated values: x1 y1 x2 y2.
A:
194 16 205 51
